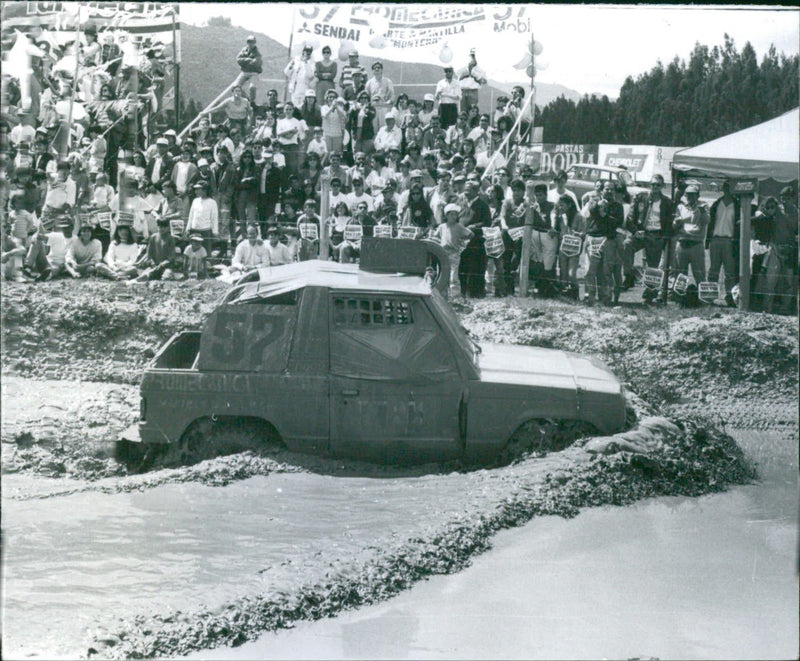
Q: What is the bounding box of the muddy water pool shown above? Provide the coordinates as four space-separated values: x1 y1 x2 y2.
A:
186 428 798 660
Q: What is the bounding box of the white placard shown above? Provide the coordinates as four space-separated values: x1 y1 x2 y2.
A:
587 237 606 259
299 222 319 240
396 226 418 239
559 233 582 258
96 211 113 230
642 267 664 290
507 226 525 242
344 225 363 241
698 281 719 302
484 228 505 258
672 273 690 296
169 219 185 238
373 225 393 238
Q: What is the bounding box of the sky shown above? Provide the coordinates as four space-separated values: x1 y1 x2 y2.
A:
180 3 799 98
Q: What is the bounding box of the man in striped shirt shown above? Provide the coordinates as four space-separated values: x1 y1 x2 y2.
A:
339 50 367 101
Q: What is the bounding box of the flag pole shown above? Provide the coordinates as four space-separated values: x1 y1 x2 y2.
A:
172 5 180 130
65 4 83 156
284 7 297 102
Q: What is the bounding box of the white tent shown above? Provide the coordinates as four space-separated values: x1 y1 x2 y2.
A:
673 108 799 182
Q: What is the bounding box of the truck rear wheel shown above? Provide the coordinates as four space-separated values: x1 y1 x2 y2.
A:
164 417 283 467
499 418 598 464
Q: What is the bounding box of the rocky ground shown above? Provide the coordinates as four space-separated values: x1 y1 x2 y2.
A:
1 278 797 659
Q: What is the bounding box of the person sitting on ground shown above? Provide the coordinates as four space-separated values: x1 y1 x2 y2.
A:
65 224 102 278
135 218 179 281
183 233 208 279
96 223 140 280
1 220 28 282
231 224 269 274
264 224 292 265
22 218 73 281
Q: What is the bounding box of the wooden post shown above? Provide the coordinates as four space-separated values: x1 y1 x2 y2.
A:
319 173 330 260
519 183 535 297
738 193 752 311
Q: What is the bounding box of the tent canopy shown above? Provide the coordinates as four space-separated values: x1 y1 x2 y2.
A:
673 108 799 183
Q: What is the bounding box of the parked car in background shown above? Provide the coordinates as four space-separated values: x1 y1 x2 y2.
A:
565 164 647 208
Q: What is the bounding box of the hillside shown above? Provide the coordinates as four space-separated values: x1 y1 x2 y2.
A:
179 22 582 113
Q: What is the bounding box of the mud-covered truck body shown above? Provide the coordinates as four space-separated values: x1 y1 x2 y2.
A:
124 250 626 464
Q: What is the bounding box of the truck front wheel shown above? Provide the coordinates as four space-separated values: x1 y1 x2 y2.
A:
499 418 598 464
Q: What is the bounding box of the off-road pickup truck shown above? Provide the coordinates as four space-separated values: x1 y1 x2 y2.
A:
121 239 626 465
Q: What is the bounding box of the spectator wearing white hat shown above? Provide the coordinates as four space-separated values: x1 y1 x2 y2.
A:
284 43 315 109
456 48 487 113
373 110 402 153
419 93 436 127
435 66 462 129
339 50 367 101
433 202 474 297
364 61 394 127
674 183 709 284
320 89 348 155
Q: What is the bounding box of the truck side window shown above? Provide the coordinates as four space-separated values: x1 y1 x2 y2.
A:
333 297 414 327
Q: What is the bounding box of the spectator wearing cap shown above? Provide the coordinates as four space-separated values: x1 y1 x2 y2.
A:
285 43 316 109
299 89 323 134
427 168 459 227
186 180 218 255
345 174 374 215
235 36 263 102
374 110 402 153
136 216 178 281
322 151 352 194
183 233 209 279
673 183 709 285
314 45 338 101
339 50 367 101
467 114 492 155
263 225 292 265
320 89 348 155
365 61 394 127
435 66 462 130
457 48 487 113
418 93 436 128
170 145 199 220
433 202 474 296
348 90 376 156
458 177 492 297
306 126 329 162
146 137 174 189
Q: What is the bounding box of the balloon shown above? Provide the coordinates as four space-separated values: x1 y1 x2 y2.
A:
535 58 549 71
513 53 532 70
369 35 388 49
526 64 535 78
338 40 354 61
530 40 543 56
307 36 320 50
439 42 453 64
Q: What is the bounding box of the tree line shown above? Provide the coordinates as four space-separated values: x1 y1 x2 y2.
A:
537 35 799 146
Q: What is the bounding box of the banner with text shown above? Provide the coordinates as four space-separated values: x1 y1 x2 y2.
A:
598 144 686 184
518 144 599 177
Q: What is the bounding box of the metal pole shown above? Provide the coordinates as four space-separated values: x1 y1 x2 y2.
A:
172 7 180 130
519 184 534 297
178 79 237 139
738 193 752 310
65 7 83 156
529 27 535 146
284 7 297 103
319 173 330 260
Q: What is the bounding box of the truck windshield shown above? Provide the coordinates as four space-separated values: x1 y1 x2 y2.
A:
427 289 481 367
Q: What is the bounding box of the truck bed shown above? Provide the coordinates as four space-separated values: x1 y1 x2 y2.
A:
153 332 202 370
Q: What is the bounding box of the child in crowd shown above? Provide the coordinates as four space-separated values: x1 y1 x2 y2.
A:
433 203 473 297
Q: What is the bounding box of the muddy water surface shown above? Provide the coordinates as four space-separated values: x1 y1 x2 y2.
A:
185 428 798 661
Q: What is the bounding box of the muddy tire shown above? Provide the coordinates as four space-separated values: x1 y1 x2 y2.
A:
499 418 598 464
162 417 283 468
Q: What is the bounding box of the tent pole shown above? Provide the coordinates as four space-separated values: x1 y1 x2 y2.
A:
738 193 752 311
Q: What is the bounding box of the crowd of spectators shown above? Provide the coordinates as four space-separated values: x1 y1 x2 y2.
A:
1 32 796 313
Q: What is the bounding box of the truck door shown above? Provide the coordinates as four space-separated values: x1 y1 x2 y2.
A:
329 293 464 464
